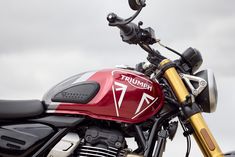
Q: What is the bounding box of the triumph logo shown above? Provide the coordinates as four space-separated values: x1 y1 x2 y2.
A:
120 75 152 91
112 81 158 118
112 81 128 117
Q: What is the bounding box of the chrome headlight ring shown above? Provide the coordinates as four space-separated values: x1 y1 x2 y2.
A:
194 69 218 113
180 69 218 113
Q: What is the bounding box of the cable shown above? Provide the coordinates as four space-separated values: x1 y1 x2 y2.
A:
158 41 184 58
179 119 192 157
139 43 155 55
165 96 180 107
185 134 191 157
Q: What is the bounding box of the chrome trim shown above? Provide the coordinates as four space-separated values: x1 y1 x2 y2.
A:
81 145 117 154
47 102 60 110
108 146 118 151
46 110 56 113
207 69 218 112
80 148 116 157
79 152 107 157
47 133 80 157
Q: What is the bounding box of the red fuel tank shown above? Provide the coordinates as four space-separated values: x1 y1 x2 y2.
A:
44 69 164 123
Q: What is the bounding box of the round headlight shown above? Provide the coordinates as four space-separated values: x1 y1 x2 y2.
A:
195 69 218 113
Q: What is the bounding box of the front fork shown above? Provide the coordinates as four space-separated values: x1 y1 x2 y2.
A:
159 59 224 157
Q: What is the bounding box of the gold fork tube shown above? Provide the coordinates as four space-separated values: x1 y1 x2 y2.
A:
189 113 223 157
159 59 189 103
160 59 224 157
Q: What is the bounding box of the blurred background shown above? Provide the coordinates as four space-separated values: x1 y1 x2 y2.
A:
0 0 234 156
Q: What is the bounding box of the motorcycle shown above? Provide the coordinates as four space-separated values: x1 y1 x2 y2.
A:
0 0 234 157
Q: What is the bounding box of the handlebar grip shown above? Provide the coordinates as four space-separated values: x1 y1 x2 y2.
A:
107 13 139 44
107 13 122 24
107 13 135 35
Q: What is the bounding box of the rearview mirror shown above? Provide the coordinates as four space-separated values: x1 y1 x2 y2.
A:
128 0 146 10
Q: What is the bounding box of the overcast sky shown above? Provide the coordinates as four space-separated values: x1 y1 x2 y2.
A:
0 0 234 156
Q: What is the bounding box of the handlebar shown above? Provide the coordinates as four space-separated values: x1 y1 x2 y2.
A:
107 12 164 65
107 13 139 44
107 12 157 46
107 13 134 34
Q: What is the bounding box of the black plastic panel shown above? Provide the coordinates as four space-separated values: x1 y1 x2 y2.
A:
0 123 54 157
30 116 84 128
52 82 100 104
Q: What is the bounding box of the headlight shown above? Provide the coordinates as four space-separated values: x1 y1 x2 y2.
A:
195 69 218 113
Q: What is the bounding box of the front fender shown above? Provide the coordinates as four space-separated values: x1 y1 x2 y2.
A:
225 151 235 157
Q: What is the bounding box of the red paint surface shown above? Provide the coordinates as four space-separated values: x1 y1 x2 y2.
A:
54 69 164 123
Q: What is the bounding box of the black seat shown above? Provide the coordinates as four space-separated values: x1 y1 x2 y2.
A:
0 100 45 119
